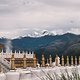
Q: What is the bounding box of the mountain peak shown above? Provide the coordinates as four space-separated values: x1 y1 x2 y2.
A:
63 33 76 36
26 30 55 38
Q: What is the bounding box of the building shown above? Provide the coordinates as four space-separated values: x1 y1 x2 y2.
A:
0 50 37 70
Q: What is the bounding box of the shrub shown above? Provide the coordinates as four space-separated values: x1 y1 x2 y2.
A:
35 67 80 80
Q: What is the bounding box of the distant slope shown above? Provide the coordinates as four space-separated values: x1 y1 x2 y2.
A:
11 33 80 56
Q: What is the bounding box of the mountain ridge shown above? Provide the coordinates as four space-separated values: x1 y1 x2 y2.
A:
0 33 80 59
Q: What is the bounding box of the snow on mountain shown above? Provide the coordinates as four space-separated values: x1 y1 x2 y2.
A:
27 30 55 37
0 30 57 39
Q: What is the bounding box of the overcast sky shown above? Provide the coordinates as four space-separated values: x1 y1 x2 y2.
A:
0 0 80 38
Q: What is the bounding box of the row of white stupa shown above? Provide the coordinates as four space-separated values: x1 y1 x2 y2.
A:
0 50 34 58
0 50 61 66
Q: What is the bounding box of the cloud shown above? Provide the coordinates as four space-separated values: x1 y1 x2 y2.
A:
0 0 80 38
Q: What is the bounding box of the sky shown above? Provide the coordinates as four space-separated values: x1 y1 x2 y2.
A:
0 0 80 39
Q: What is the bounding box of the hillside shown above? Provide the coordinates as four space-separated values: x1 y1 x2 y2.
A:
0 33 80 59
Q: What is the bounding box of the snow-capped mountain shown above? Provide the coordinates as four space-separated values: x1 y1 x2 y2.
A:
0 33 80 59
27 30 55 37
